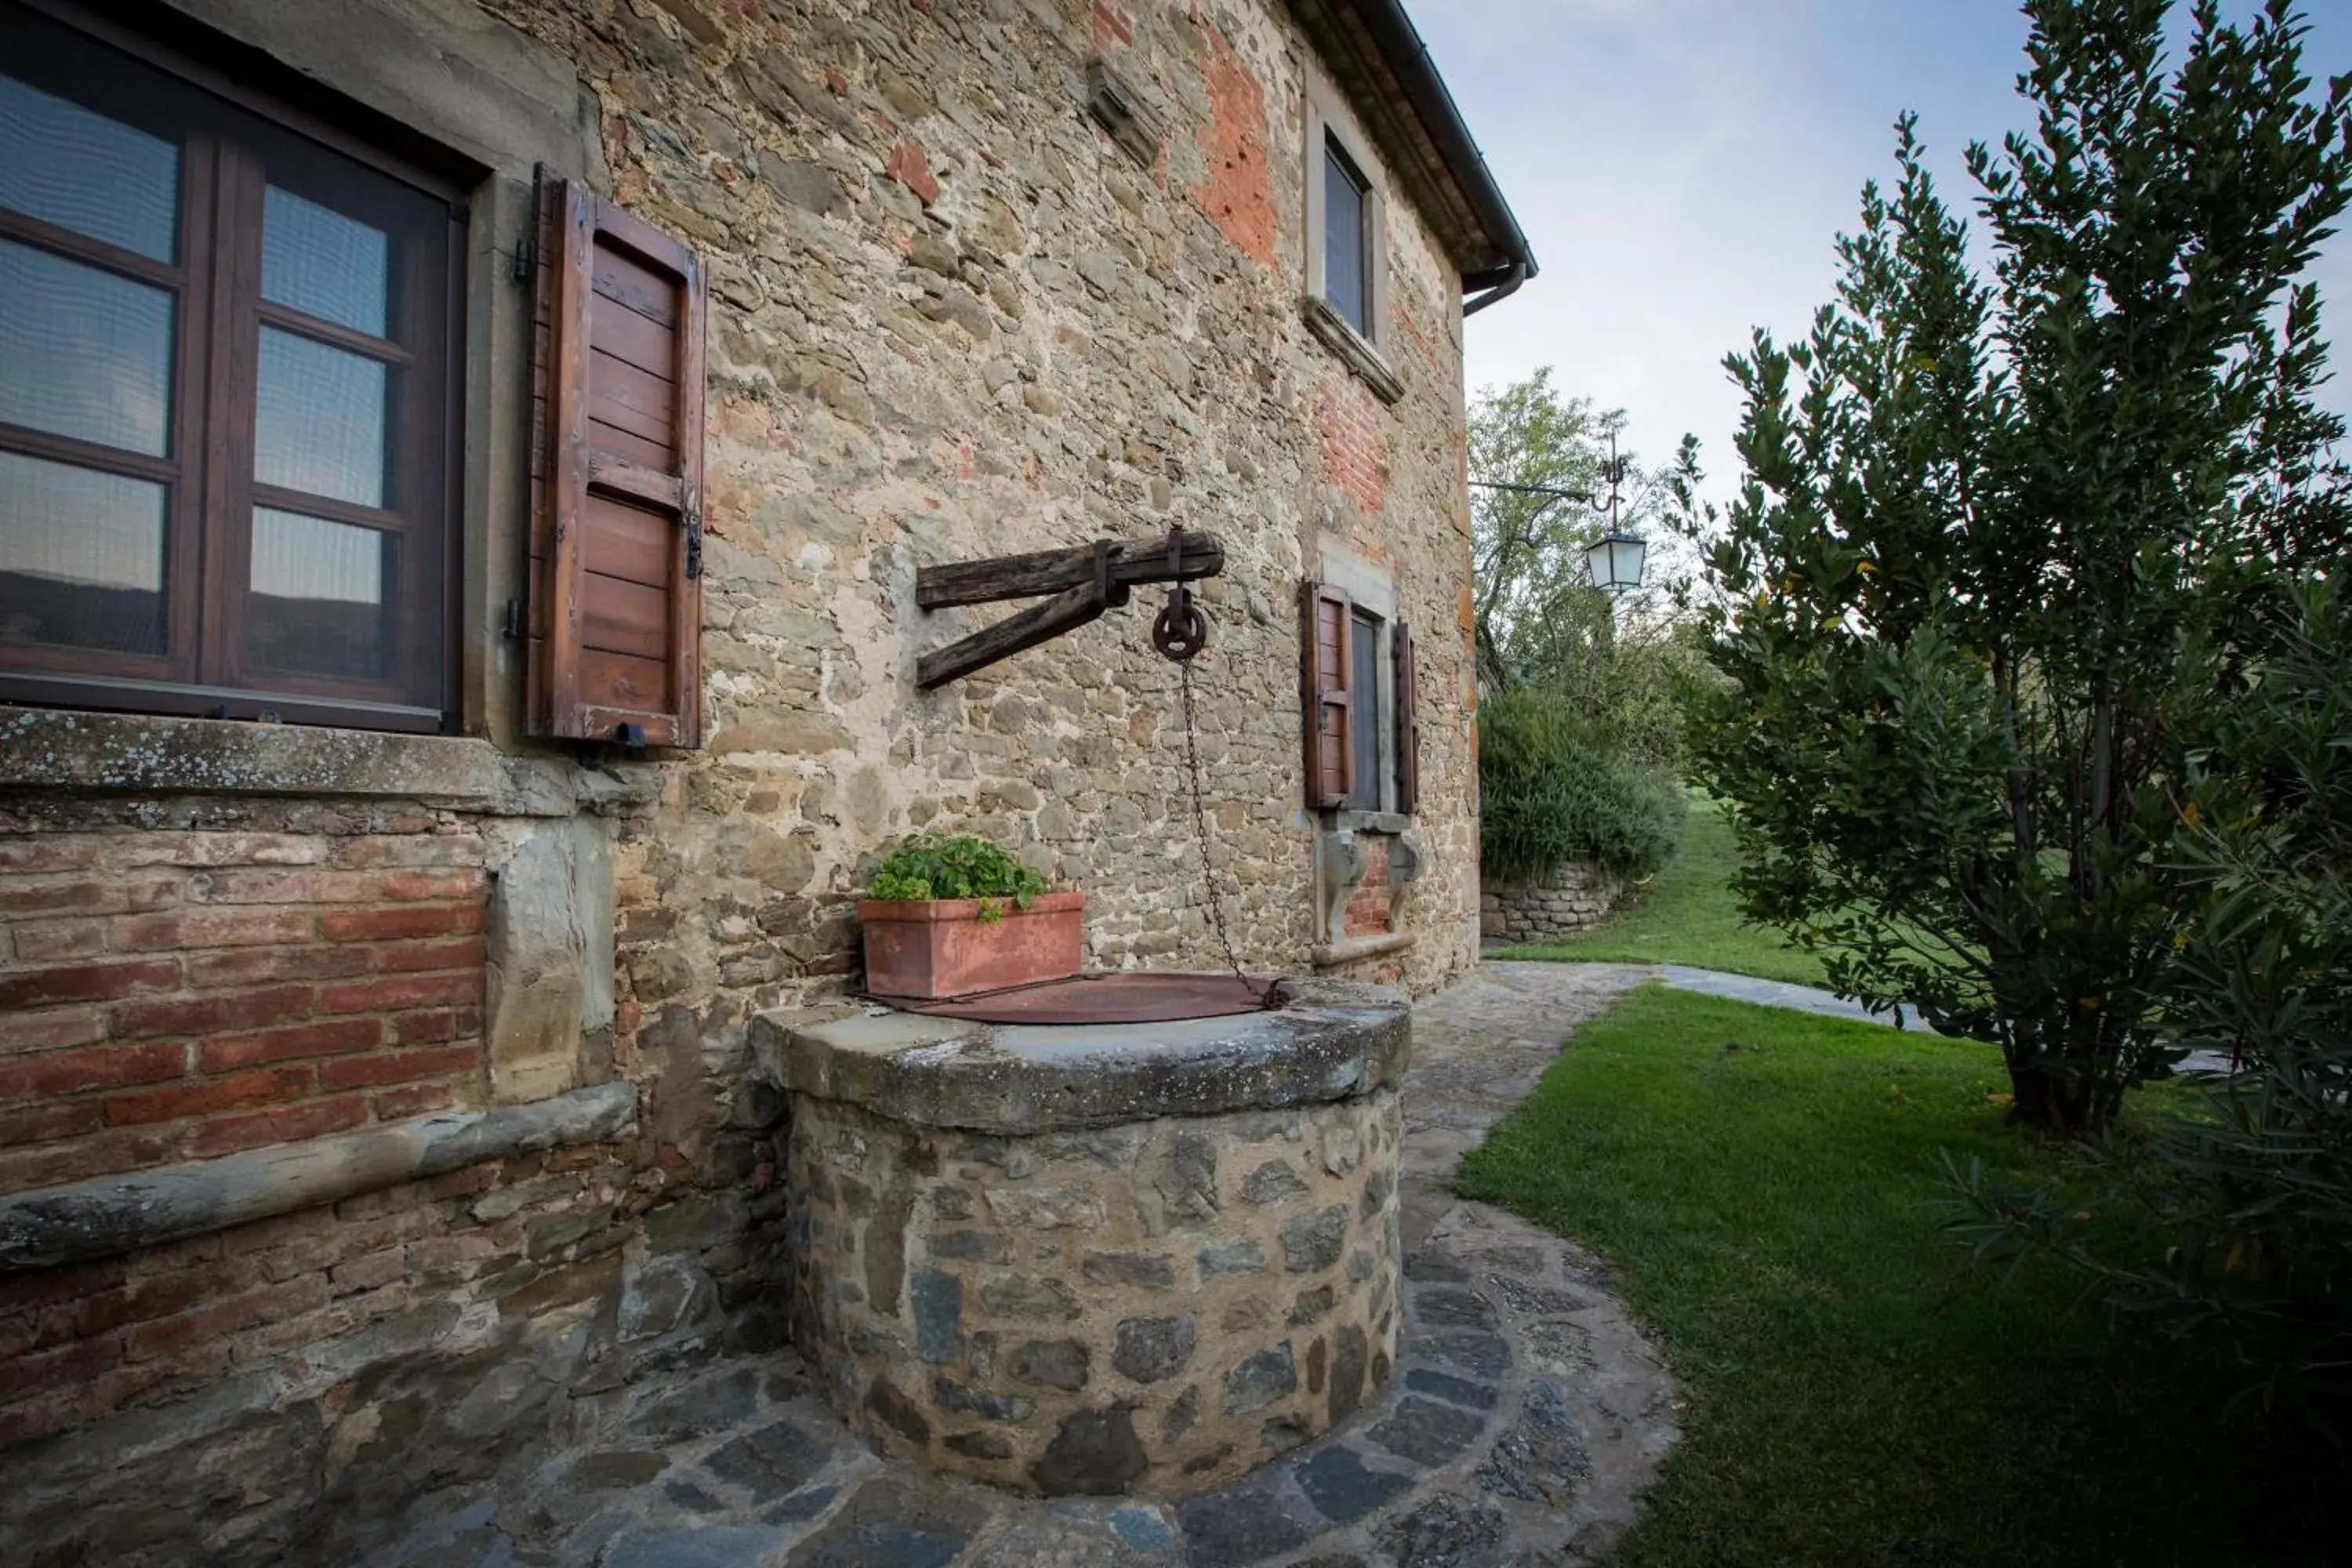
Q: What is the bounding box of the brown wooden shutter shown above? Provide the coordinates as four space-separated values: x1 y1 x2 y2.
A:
528 172 706 747
1393 620 1420 814
1300 580 1354 809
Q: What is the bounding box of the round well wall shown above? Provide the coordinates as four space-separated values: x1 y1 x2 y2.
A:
762 982 1408 1497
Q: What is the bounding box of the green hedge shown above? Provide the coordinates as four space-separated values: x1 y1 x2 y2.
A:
1479 686 1683 881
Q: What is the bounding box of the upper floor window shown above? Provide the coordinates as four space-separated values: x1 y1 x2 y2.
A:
0 2 461 731
1301 81 1399 404
1323 135 1373 339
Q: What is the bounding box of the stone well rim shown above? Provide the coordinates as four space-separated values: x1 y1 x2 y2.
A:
749 976 1410 1135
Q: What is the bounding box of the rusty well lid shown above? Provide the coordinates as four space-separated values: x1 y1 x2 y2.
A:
867 971 1282 1025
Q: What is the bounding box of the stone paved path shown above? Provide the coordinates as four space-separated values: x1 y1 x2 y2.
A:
1654 964 1931 1029
1479 945 1947 1033
347 963 1677 1568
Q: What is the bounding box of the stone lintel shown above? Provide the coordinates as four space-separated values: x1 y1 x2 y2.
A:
0 706 657 816
0 1082 638 1271
750 979 1410 1134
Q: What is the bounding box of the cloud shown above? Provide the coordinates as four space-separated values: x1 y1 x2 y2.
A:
1413 0 2352 503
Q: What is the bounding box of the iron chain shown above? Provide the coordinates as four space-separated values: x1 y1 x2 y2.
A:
1177 656 1268 1002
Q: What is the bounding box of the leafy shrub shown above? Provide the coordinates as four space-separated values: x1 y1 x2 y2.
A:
866 832 1044 921
1947 575 2352 1410
1479 686 1683 881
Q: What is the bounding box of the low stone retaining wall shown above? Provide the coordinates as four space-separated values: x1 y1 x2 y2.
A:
751 980 1409 1498
1480 862 1633 945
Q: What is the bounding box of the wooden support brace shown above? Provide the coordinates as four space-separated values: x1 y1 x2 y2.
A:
916 531 1223 609
914 531 1225 689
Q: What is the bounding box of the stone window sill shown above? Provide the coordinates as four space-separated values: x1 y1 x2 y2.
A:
1330 808 1414 835
0 705 657 818
1301 294 1405 405
1313 931 1416 969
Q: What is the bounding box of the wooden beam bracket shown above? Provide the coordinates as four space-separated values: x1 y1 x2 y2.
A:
914 531 1225 691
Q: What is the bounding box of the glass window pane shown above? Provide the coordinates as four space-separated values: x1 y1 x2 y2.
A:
1324 143 1369 336
247 506 393 681
1349 608 1381 809
0 451 166 656
0 240 174 456
255 328 387 507
0 73 178 261
263 186 388 336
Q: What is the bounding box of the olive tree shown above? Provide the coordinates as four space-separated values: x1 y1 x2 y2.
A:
1691 0 2352 1131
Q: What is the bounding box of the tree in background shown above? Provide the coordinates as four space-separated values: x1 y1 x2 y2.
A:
1470 369 1700 773
1690 0 2352 1131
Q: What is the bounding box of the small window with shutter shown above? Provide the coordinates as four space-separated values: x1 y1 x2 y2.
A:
1301 579 1419 815
526 173 706 749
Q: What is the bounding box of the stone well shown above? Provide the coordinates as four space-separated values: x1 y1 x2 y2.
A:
748 979 1409 1497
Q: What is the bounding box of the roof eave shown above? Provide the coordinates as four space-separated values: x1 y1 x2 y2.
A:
1285 0 1537 292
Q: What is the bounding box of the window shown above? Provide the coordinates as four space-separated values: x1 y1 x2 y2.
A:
1301 85 1399 403
0 2 460 731
1323 135 1372 338
1347 605 1381 809
1301 580 1419 815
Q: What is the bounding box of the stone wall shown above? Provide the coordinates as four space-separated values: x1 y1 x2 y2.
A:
1479 862 1634 946
786 1088 1402 1497
543 0 1486 1008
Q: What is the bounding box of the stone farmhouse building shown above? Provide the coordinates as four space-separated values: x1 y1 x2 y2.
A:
0 0 1534 1555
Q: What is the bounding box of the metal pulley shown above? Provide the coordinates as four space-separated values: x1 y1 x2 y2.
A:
1150 526 1209 661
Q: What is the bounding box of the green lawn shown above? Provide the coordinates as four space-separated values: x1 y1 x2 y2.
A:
1456 985 2338 1568
1499 797 1830 985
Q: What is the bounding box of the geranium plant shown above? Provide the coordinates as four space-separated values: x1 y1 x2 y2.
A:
866 832 1045 924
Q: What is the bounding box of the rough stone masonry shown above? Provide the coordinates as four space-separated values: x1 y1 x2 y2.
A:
0 0 1521 1556
761 981 1409 1498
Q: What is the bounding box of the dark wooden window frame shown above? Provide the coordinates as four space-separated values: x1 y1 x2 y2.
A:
0 0 468 734
1346 603 1383 811
1301 577 1419 817
1322 132 1374 339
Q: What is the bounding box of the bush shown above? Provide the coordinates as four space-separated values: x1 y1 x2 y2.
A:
1479 686 1683 881
866 832 1044 916
1947 575 2352 1412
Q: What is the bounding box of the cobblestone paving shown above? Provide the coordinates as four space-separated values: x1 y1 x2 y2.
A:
350 964 1676 1567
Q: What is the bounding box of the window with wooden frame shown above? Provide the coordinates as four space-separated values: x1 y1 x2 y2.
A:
1300 579 1419 815
1301 78 1400 405
0 1 462 731
1322 134 1374 339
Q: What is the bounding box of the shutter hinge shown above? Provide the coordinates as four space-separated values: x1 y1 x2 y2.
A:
684 499 704 579
502 597 523 640
510 232 535 284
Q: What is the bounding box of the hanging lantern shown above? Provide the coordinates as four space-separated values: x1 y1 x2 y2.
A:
1582 529 1646 594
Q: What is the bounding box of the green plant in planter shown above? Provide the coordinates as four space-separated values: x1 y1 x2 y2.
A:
866 832 1046 924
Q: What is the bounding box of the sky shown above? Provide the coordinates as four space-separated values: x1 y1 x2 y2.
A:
1410 0 2352 502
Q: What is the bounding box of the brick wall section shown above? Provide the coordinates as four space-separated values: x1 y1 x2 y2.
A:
0 1145 609 1448
1344 838 1392 937
1190 20 1279 269
1317 371 1388 515
0 829 488 1195
0 1123 787 1552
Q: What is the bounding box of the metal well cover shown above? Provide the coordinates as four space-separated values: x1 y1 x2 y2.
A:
868 971 1282 1025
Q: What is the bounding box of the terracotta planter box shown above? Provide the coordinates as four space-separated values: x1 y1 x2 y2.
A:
858 891 1086 1000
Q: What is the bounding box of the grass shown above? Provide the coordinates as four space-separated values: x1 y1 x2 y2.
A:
1456 985 2340 1568
1499 796 1830 986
